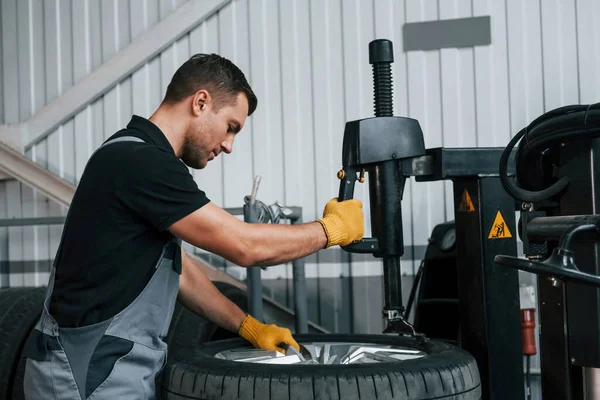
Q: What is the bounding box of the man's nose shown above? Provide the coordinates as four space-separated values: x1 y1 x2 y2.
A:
221 138 233 154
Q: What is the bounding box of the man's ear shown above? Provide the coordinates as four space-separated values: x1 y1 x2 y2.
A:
192 90 211 116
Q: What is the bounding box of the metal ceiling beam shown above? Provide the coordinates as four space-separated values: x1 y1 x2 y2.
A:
21 0 231 151
0 141 75 206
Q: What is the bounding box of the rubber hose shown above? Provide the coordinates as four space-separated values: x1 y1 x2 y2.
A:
500 125 570 203
517 105 600 164
501 104 600 203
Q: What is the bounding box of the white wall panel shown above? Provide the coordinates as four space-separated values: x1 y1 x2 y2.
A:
0 0 183 124
89 0 104 70
506 0 544 138
59 0 74 95
192 14 225 206
278 0 314 284
576 0 600 104
47 129 64 261
0 182 7 287
541 0 579 110
2 0 18 123
74 108 93 183
148 57 163 115
219 1 253 210
474 0 511 148
118 78 133 129
72 1 92 84
310 0 347 282
17 0 32 121
0 5 3 125
439 0 477 223
6 180 23 286
43 0 59 103
21 178 36 286
406 0 447 272
249 0 286 211
31 145 51 287
130 0 157 119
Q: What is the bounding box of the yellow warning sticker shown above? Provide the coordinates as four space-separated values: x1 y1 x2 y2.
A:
458 189 475 212
488 210 512 239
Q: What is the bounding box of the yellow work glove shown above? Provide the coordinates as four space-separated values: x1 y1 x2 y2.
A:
238 314 300 354
317 198 364 248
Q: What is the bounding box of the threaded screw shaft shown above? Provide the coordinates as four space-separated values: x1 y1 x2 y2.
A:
369 39 395 117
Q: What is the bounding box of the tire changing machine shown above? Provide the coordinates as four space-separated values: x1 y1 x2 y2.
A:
244 37 600 399
334 37 600 399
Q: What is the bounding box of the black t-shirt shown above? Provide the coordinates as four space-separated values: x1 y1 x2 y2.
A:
49 115 210 328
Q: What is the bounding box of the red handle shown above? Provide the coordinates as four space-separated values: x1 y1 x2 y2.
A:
521 308 537 355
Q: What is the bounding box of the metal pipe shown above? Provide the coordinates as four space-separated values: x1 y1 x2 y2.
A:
280 206 302 222
527 215 600 242
560 224 598 250
243 203 264 321
383 256 403 312
223 207 244 216
291 215 308 333
368 161 406 257
0 216 66 227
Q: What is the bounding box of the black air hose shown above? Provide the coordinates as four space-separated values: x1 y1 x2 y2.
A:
500 104 600 203
518 107 590 153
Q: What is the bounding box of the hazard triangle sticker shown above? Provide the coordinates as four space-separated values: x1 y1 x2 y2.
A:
458 189 475 212
488 210 512 239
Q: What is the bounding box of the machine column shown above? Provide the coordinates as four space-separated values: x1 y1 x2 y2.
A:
452 176 524 399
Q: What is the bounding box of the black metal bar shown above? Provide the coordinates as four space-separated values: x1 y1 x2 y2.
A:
557 138 600 397
383 257 403 312
368 160 405 258
0 217 66 226
290 214 308 334
527 215 600 242
415 147 516 181
452 177 524 399
243 203 264 322
537 278 574 399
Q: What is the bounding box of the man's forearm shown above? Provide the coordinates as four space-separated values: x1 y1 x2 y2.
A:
178 251 247 332
244 221 327 267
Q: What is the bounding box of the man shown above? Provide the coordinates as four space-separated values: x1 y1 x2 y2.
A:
22 53 364 399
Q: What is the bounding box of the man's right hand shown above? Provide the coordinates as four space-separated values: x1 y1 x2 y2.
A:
317 198 364 248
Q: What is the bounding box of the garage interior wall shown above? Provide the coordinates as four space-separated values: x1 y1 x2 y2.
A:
0 0 599 346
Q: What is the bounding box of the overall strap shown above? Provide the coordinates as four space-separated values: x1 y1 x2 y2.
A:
99 136 145 148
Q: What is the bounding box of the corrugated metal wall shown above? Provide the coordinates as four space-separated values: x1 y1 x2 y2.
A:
0 0 189 288
1 0 599 336
0 0 188 124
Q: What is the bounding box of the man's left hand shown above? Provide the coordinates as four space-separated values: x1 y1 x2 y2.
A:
238 314 300 354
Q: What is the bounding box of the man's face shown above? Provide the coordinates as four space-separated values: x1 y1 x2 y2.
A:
182 92 248 169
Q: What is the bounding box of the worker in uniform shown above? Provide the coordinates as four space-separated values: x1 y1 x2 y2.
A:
21 53 364 399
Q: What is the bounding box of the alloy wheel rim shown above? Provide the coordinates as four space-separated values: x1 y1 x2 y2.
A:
214 342 427 365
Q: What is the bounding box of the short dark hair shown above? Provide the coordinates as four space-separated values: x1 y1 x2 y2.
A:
163 53 257 116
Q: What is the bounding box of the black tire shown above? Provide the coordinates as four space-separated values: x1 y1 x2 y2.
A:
0 287 46 400
161 334 481 400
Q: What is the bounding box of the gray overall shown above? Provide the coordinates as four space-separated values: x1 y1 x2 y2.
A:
22 136 182 399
